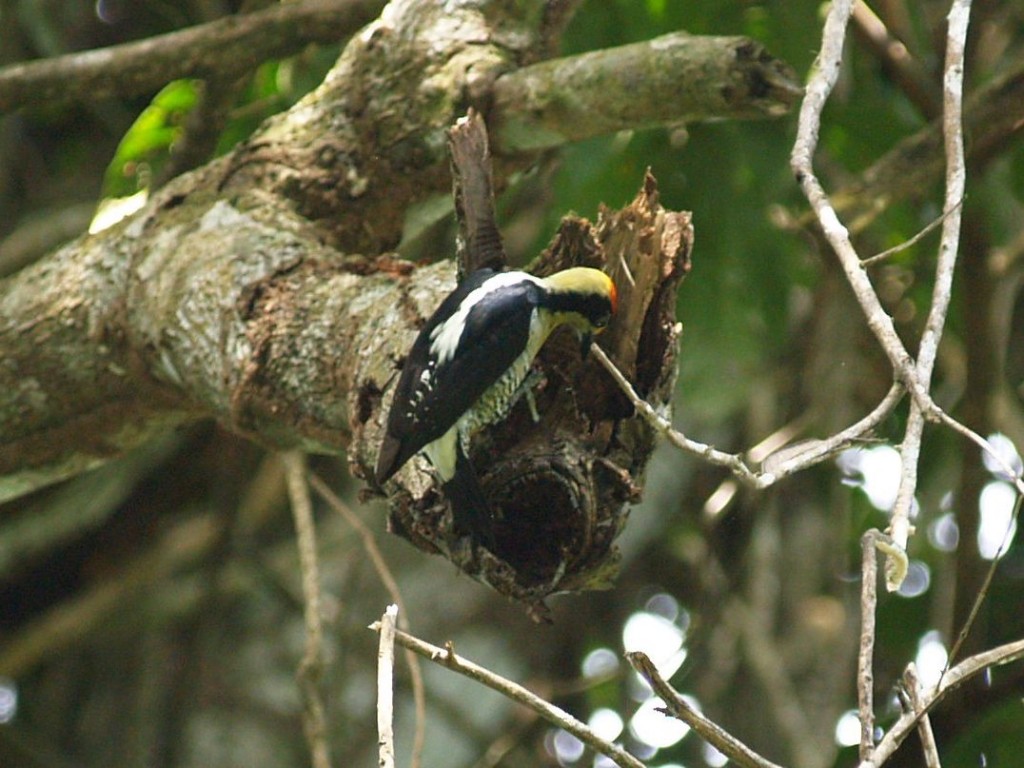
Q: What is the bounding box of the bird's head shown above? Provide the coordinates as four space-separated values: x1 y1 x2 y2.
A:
540 267 618 355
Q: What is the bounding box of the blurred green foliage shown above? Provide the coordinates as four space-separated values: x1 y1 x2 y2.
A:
100 44 341 199
4 1 1023 766
103 79 199 197
546 3 1024 767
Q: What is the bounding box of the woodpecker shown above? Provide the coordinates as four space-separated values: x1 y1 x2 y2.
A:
375 266 618 549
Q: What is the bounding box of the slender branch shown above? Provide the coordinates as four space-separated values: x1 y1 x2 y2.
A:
283 451 332 768
626 651 784 768
946 491 1024 669
858 530 884 762
859 638 1024 767
591 344 904 488
591 344 761 484
887 0 972 591
901 665 941 768
860 200 963 267
933 412 1024 497
758 384 904 479
888 404 923 588
367 624 646 768
309 473 426 768
790 0 932 412
491 32 801 152
0 0 385 113
377 604 399 768
930 0 970 437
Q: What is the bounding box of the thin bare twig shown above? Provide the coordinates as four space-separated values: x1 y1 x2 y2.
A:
591 343 760 484
791 0 933 412
759 384 904 478
887 0 972 591
932 412 1024 497
858 530 885 762
308 472 427 768
626 651 785 768
860 200 964 267
591 345 904 488
946 490 1024 669
859 638 1024 767
378 604 399 768
367 624 645 768
901 664 941 768
282 451 332 768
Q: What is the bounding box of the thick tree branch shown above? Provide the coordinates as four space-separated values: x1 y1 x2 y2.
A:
0 0 386 113
491 32 802 153
0 196 376 501
0 1 795 602
1 1 546 500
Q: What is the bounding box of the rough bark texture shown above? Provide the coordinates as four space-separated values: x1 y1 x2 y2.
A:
1 0 547 500
0 0 786 599
492 32 801 152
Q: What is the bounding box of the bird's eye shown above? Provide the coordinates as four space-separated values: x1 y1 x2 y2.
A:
593 312 611 329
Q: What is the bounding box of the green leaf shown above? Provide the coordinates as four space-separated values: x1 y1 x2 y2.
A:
102 79 200 199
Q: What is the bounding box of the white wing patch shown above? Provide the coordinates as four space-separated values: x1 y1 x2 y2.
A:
428 271 542 364
406 363 435 415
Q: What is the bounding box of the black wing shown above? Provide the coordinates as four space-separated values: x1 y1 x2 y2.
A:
375 273 539 483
